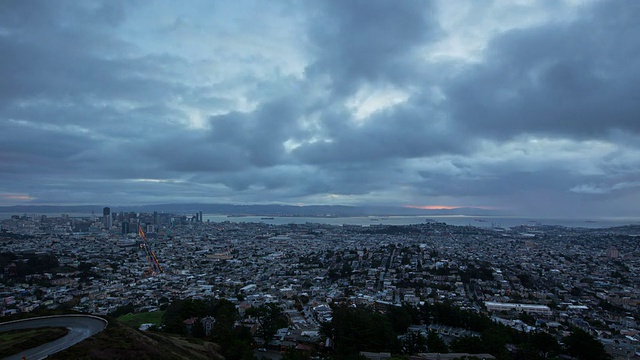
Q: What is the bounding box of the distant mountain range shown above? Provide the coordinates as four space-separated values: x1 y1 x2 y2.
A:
0 203 502 217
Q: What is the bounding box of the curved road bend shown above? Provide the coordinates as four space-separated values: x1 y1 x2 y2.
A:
0 314 107 360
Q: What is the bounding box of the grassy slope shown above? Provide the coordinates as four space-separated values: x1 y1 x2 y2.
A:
0 327 69 358
117 311 165 328
48 316 223 360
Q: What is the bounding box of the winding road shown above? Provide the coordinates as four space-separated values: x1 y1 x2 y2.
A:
0 314 107 360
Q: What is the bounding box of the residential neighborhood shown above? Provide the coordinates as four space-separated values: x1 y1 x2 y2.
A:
2 212 640 359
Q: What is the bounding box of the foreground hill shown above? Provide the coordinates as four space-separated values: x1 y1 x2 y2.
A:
47 316 223 360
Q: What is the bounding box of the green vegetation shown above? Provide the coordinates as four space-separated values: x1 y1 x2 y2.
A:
1 309 225 360
245 303 289 345
161 298 255 360
1 300 611 360
109 303 135 318
563 328 612 360
320 302 570 360
321 304 396 357
49 316 222 360
118 311 165 328
0 327 69 358
421 301 495 332
0 252 60 283
162 298 217 334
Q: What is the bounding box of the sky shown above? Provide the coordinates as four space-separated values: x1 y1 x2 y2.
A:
1 0 640 218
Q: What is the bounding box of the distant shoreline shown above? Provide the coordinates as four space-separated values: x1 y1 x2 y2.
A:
2 212 639 229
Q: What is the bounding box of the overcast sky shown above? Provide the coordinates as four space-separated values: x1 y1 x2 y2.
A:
1 0 639 218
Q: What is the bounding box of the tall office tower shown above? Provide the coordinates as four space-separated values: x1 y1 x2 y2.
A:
199 211 203 222
122 221 130 234
103 207 112 229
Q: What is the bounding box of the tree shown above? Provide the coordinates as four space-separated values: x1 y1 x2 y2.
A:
109 302 134 318
519 312 536 326
218 326 255 360
162 299 188 334
401 331 427 355
282 347 311 360
563 328 612 360
161 298 217 334
449 335 486 353
341 261 353 277
388 304 415 334
202 299 254 360
253 303 288 345
529 331 560 359
322 305 396 357
192 320 206 338
426 331 448 353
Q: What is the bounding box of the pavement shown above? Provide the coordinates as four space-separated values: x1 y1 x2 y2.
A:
0 314 108 360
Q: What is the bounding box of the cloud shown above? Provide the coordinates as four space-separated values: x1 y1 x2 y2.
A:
0 0 639 218
306 0 439 94
571 181 640 195
444 1 640 140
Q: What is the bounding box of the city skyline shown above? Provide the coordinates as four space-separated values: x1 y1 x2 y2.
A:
1 1 640 218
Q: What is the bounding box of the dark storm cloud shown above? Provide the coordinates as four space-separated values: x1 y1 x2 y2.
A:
0 1 130 100
417 168 581 198
0 120 97 175
307 0 438 93
208 99 300 167
0 2 197 179
124 98 302 177
0 0 191 116
3 0 453 205
1 0 639 216
292 99 467 164
189 166 321 194
140 135 247 173
0 36 187 107
445 1 640 140
188 160 403 202
289 1 466 165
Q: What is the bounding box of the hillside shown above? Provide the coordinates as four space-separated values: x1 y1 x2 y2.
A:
48 316 223 360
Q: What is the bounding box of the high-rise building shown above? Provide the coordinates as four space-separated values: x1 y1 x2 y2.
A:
199 211 203 222
122 221 129 234
103 207 112 229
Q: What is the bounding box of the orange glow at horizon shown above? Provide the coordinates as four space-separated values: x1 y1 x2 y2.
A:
0 194 35 200
404 205 461 210
404 205 497 210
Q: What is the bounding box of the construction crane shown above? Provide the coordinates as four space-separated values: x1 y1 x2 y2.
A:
138 225 163 275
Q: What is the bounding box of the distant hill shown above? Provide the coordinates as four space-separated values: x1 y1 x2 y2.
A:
0 203 502 217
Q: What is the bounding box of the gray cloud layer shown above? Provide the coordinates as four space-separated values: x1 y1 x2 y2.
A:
1 0 639 217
